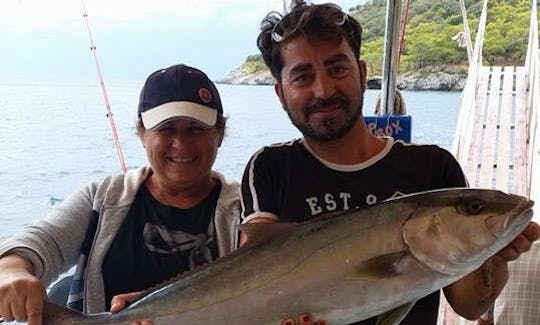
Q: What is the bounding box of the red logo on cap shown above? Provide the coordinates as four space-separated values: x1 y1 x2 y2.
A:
199 88 212 104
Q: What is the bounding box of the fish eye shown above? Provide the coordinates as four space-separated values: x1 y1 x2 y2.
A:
458 198 485 215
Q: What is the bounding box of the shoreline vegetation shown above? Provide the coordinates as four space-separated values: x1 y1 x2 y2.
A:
219 0 530 91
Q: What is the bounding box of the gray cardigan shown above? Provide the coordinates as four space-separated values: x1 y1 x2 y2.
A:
0 166 241 313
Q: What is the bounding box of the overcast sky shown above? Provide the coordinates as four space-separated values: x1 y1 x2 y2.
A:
0 0 365 84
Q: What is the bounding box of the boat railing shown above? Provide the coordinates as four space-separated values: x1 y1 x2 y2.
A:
525 0 539 199
452 0 489 163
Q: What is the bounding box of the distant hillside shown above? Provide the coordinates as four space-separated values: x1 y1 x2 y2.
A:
352 0 530 74
221 0 532 90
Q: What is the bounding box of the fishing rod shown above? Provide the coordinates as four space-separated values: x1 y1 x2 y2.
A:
81 0 127 173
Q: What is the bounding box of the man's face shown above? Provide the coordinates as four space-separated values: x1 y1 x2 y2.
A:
275 36 366 141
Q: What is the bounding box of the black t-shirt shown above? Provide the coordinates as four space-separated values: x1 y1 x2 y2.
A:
102 182 221 309
240 138 467 325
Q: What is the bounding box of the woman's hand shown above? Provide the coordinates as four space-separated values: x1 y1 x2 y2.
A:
0 254 46 325
110 291 153 325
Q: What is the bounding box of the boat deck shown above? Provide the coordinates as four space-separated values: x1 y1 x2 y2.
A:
461 66 531 196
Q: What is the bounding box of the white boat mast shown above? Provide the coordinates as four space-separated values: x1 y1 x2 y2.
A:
380 0 402 115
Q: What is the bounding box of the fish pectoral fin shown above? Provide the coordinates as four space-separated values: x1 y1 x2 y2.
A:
376 302 416 325
239 222 299 247
346 251 410 280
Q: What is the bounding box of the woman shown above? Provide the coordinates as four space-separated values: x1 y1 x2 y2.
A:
0 64 240 325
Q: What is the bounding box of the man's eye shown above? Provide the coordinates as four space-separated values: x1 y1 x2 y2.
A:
293 74 311 85
330 66 348 76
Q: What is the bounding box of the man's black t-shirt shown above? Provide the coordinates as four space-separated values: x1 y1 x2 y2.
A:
241 138 467 325
102 183 221 308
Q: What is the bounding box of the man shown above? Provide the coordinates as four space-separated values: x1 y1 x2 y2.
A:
240 2 540 325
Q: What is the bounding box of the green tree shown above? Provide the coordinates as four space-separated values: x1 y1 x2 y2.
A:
483 0 529 64
362 37 384 75
236 0 532 75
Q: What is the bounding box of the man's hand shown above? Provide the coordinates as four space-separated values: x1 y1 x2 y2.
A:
488 221 540 298
110 291 153 325
281 313 327 325
0 254 45 325
495 221 540 262
445 221 540 319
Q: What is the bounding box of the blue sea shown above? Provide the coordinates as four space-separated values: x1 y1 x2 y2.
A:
0 83 461 242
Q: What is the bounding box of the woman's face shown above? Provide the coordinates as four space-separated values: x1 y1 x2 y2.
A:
141 118 223 191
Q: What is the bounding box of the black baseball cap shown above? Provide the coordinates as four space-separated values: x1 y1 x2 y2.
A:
138 64 223 129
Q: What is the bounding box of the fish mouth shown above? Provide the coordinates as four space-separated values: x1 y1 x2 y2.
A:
485 199 534 238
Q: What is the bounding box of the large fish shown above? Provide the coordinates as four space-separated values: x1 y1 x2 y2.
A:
3 188 534 324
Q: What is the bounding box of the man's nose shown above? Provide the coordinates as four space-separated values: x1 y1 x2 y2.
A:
312 73 335 99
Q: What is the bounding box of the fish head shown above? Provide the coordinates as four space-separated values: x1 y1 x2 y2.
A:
402 188 533 275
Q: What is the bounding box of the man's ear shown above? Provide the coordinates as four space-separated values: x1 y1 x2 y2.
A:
358 59 367 92
274 82 286 109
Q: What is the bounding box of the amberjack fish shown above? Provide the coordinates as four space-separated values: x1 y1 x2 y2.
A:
2 188 533 324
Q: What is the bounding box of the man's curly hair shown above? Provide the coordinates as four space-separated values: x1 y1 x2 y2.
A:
256 1 362 82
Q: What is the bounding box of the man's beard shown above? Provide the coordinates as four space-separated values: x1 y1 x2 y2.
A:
284 94 362 141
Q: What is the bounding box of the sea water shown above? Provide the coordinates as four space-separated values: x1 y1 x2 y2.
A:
0 83 460 241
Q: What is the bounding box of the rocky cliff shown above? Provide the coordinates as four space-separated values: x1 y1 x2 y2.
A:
218 65 467 91
219 67 274 86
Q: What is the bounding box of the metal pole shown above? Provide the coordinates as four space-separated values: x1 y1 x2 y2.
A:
380 0 403 115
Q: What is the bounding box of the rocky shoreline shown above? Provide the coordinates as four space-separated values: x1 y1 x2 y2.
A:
218 66 468 91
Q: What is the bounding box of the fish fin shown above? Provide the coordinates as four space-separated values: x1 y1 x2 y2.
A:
239 209 350 248
347 252 410 280
239 222 299 247
375 302 416 325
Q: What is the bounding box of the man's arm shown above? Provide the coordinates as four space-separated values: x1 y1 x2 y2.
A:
444 222 540 319
239 147 283 246
239 215 279 246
